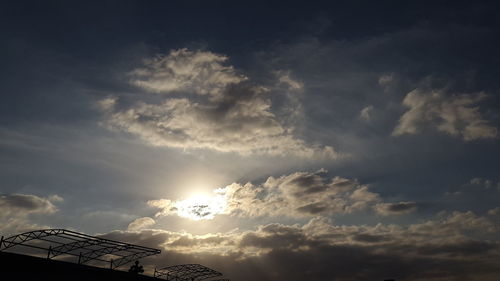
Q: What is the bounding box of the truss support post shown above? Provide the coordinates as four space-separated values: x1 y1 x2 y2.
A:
110 259 113 269
0 236 4 249
47 246 52 259
78 252 82 264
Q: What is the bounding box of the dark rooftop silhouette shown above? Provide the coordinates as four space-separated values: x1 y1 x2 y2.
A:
0 251 159 281
0 229 161 269
0 229 231 281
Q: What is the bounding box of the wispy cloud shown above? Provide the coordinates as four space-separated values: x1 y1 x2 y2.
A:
393 89 497 141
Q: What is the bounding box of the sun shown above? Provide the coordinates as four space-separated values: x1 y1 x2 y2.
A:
175 193 227 221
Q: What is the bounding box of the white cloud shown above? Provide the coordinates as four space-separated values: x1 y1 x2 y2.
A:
393 89 498 141
101 48 337 157
148 193 228 221
127 217 156 231
359 105 374 121
469 177 496 189
129 48 247 100
150 170 382 219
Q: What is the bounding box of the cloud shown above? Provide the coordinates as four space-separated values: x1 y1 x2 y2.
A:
127 217 156 231
378 73 394 86
129 48 247 100
99 229 235 256
101 49 337 158
468 178 499 190
488 207 500 216
445 178 500 208
0 193 61 235
98 208 500 281
374 201 417 215
150 170 383 219
0 193 59 218
222 170 382 218
277 71 304 91
148 193 228 221
393 89 498 141
359 105 374 121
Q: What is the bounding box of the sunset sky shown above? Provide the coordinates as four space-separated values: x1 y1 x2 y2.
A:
1 1 500 280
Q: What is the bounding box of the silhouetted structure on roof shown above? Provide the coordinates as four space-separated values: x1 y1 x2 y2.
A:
129 260 145 274
0 251 160 281
0 229 160 269
0 229 231 281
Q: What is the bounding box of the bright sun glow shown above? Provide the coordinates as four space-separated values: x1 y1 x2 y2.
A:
175 192 227 221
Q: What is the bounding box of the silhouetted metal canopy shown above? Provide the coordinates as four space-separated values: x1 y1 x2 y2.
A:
0 229 160 269
154 264 223 281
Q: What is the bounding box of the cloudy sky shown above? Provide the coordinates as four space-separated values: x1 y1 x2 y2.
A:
1 1 500 280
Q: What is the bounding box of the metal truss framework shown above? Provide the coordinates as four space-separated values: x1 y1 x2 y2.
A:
154 264 224 281
0 229 161 269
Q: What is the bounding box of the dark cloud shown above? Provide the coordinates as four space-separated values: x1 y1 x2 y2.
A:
168 235 227 248
416 239 498 257
351 233 387 243
97 209 500 281
0 193 62 235
296 202 328 215
375 202 418 215
97 230 172 250
0 194 59 213
239 223 309 250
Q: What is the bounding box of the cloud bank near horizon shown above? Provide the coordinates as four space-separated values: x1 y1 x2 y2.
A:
99 209 500 281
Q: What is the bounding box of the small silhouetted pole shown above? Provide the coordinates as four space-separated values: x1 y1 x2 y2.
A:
47 246 52 259
110 259 113 269
0 236 4 249
78 252 82 264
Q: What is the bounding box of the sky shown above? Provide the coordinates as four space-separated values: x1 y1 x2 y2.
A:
1 1 500 280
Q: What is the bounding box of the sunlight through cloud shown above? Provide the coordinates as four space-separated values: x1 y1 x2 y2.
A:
148 191 228 221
